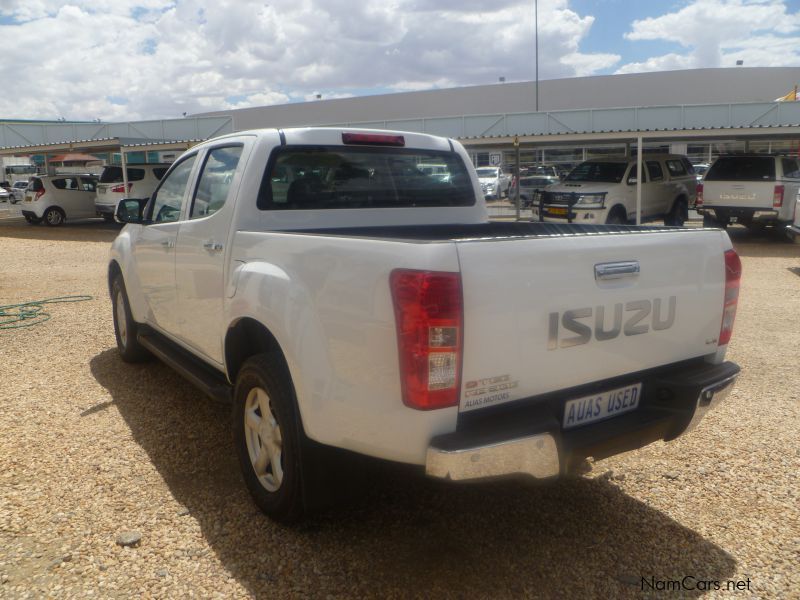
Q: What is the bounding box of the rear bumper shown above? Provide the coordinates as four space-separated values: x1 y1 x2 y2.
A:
21 208 42 219
96 203 116 217
698 206 782 223
426 360 739 481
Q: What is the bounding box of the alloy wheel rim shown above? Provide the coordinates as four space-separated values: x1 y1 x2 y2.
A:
244 387 283 492
47 210 62 224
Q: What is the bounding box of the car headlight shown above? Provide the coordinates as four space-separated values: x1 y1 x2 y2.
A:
574 195 605 208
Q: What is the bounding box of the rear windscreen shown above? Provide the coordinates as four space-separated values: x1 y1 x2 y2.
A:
705 157 775 181
99 167 145 183
258 146 475 210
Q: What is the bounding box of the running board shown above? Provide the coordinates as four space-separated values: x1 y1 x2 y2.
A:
137 327 232 404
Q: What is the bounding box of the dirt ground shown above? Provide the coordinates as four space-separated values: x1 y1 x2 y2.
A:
0 218 798 598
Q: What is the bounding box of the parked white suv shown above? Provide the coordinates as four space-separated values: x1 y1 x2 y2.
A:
476 166 511 199
95 164 170 221
697 154 800 230
532 155 696 225
21 175 98 226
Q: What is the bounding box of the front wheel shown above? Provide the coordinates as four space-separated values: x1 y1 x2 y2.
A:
43 207 65 227
703 214 727 229
111 274 150 362
233 354 305 523
665 199 688 226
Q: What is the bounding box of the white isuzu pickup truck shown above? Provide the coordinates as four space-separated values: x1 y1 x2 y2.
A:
109 128 741 522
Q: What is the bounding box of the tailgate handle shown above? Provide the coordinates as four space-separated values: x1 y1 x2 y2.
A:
595 261 640 281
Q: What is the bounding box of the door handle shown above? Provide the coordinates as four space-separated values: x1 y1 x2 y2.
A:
595 261 640 281
161 240 175 249
203 240 224 252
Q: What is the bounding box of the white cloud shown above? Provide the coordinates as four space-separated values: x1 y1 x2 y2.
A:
0 0 616 121
617 0 800 73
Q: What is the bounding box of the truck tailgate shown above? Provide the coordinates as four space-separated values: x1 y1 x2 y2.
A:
456 229 727 412
702 181 775 208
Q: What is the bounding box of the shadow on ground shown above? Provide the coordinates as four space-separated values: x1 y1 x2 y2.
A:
90 348 736 597
726 225 798 257
0 219 120 243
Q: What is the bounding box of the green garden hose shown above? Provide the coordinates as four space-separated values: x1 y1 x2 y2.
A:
0 295 93 330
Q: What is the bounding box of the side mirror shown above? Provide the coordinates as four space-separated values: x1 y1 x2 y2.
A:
115 198 147 224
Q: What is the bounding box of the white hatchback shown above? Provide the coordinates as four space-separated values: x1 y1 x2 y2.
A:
21 175 98 226
95 164 170 221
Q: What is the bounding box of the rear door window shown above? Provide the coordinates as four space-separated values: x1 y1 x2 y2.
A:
705 157 775 181
259 146 475 210
666 159 687 176
79 177 97 192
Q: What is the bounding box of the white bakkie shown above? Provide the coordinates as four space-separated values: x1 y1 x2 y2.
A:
109 127 741 522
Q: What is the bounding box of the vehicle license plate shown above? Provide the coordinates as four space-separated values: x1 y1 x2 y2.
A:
547 207 567 216
562 383 642 429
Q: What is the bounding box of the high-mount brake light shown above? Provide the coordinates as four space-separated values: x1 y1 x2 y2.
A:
390 270 463 410
342 133 405 147
696 183 703 207
773 184 784 208
719 249 741 346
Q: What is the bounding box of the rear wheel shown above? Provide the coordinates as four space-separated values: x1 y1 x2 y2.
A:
233 354 306 523
43 207 65 227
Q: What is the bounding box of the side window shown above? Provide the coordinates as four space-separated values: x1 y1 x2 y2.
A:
627 164 647 184
781 158 800 178
52 178 66 190
190 146 243 220
80 177 96 192
152 167 168 180
126 168 145 182
646 161 664 181
666 159 687 177
150 156 197 223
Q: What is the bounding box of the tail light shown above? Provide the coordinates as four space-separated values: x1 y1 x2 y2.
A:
719 249 741 346
111 183 133 194
390 270 463 410
773 184 784 208
695 183 703 207
35 188 45 200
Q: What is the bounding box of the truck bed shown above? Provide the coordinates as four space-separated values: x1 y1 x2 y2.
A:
281 221 699 243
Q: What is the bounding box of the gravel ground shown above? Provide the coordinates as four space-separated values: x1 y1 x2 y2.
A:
0 218 798 599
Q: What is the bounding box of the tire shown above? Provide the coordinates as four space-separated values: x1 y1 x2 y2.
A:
605 207 627 225
665 198 688 226
43 206 65 227
111 274 151 363
102 214 116 223
24 214 42 224
233 354 305 523
702 214 727 229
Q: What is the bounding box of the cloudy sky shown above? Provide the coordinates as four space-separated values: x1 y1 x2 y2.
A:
0 0 798 122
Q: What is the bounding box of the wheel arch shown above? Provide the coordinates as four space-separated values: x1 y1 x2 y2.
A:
608 203 627 220
108 260 123 297
224 317 291 385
